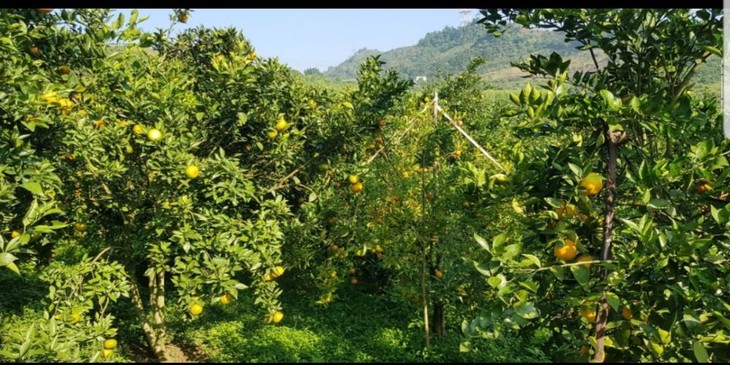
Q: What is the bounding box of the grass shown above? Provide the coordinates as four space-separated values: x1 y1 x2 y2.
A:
0 261 548 363
169 281 549 363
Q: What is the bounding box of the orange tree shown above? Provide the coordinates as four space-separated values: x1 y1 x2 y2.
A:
461 8 727 363
0 9 344 362
0 9 141 362
289 54 541 357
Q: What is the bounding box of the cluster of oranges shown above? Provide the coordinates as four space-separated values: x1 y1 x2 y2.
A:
348 174 363 193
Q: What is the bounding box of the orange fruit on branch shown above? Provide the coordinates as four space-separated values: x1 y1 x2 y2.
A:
580 173 603 196
554 239 578 261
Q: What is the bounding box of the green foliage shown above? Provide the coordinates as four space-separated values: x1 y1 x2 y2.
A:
465 8 727 363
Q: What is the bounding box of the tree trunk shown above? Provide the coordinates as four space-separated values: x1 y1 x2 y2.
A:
128 272 169 361
431 300 446 337
151 270 167 361
593 126 621 363
420 238 431 350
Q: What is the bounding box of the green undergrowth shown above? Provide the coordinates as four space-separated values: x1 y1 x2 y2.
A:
170 283 549 363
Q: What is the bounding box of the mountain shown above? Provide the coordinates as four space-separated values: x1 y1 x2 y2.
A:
322 21 720 93
323 22 590 86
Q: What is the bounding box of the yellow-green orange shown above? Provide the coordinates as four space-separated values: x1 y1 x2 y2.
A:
147 128 162 142
576 254 593 268
103 339 117 350
189 304 203 316
185 165 199 179
580 173 603 196
275 116 289 132
272 311 284 323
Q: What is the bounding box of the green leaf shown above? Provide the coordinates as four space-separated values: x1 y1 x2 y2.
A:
693 341 709 362
647 199 670 209
474 262 493 277
341 101 354 109
5 262 19 275
487 275 505 288
475 233 490 252
509 93 521 106
0 252 17 266
567 163 583 178
129 9 139 24
519 280 539 293
21 182 42 195
459 341 472 353
701 45 722 57
630 96 642 114
657 327 671 344
513 302 539 319
501 243 522 261
492 233 506 250
599 89 621 110
521 254 541 268
570 264 590 289
605 292 620 311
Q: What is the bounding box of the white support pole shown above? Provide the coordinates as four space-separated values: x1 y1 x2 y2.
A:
720 5 730 139
435 104 508 173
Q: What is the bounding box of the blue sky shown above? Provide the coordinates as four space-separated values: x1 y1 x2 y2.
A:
113 9 474 72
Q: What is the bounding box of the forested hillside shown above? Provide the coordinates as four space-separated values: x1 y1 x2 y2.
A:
323 21 721 93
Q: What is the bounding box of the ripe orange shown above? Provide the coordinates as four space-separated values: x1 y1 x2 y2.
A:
10 230 20 239
189 304 203 316
435 270 443 279
576 254 593 268
147 128 162 142
453 149 462 158
178 14 189 23
696 182 712 193
103 339 117 350
580 305 596 323
273 265 285 278
554 239 578 261
272 311 284 324
580 173 603 196
556 203 577 218
264 273 273 282
102 349 114 358
29 46 41 57
351 182 363 193
185 165 199 179
622 306 633 320
275 116 289 132
267 130 278 139
220 294 232 305
133 124 144 135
